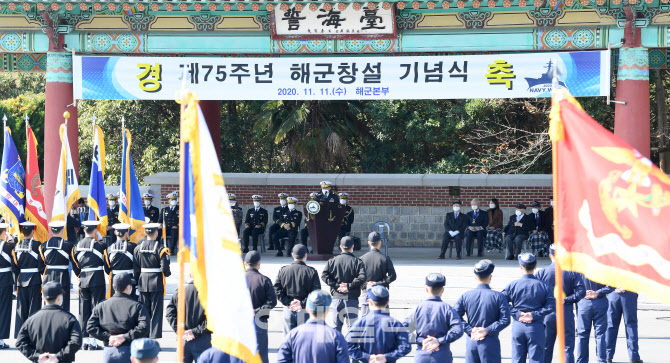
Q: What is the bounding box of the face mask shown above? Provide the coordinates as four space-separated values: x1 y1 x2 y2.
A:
144 200 151 207
489 203 496 209
471 205 478 210
279 200 287 206
253 202 260 208
532 208 539 214
322 189 328 194
109 201 116 207
453 206 460 212
288 204 295 210
515 210 523 216
170 200 178 206
550 201 554 207
340 199 347 205
229 201 236 207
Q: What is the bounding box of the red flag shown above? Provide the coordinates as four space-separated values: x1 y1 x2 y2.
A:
25 125 49 242
550 89 670 304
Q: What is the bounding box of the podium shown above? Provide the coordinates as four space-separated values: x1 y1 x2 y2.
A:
304 201 346 260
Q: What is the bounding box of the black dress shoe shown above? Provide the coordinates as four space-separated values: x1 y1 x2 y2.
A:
82 344 89 351
242 248 249 253
0 342 9 349
457 256 462 260
275 251 283 257
89 345 102 351
631 360 644 363
438 255 445 260
606 360 612 363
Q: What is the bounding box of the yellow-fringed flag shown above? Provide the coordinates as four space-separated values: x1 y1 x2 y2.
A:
87 124 108 236
550 88 670 304
118 128 145 242
25 123 49 242
180 92 261 363
51 123 80 240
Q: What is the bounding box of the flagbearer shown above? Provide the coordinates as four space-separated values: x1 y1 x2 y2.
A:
273 196 303 257
269 193 290 250
142 194 160 223
105 223 139 299
242 195 268 253
0 223 13 349
72 220 107 351
12 221 44 337
41 221 75 311
159 192 180 256
501 253 554 363
133 223 171 339
106 194 121 239
454 260 511 363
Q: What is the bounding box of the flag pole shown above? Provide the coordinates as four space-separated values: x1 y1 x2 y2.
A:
551 77 566 363
176 66 188 363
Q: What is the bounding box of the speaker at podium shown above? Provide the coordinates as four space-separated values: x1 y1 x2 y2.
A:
303 199 346 260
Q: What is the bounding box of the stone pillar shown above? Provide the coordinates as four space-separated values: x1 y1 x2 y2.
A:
198 100 221 160
44 52 78 222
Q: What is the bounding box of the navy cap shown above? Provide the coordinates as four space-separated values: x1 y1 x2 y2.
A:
131 338 160 359
549 244 555 255
113 272 136 292
516 204 527 210
518 252 537 266
306 290 332 312
292 244 307 259
42 281 64 300
453 200 462 205
474 259 495 276
425 273 446 287
367 285 389 304
245 250 261 265
368 231 381 243
340 236 354 249
531 201 541 208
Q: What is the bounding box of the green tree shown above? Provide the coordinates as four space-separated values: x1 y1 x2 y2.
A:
0 93 46 173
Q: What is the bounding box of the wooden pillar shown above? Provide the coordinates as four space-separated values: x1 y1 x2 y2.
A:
199 100 221 160
44 51 78 222
614 8 650 157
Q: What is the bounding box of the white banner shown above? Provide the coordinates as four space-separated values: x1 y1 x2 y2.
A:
73 51 610 101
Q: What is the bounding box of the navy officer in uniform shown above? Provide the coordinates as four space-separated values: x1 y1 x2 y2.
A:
359 231 397 317
71 220 106 350
606 288 642 363
105 223 139 299
12 221 44 337
576 277 613 363
41 220 75 312
321 236 367 332
277 290 350 363
269 193 290 250
403 273 464 363
502 253 554 363
346 285 411 362
87 272 149 363
242 195 268 253
142 193 160 224
454 260 511 363
159 192 180 255
0 223 12 349
274 244 322 335
535 244 585 363
273 196 303 257
106 194 121 239
16 281 82 363
134 223 171 339
338 192 355 240
245 251 277 363
317 181 340 204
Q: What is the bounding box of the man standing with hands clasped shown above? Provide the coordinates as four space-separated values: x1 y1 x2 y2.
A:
321 236 367 332
359 231 396 317
454 260 511 363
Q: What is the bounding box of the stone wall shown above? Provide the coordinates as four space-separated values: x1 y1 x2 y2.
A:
145 173 553 248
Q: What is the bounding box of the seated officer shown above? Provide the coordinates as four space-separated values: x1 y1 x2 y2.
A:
317 181 340 204
242 195 268 253
273 197 303 257
130 338 159 363
439 200 468 260
503 204 535 260
346 286 411 362
269 193 290 250
527 201 550 257
465 199 489 257
338 193 355 241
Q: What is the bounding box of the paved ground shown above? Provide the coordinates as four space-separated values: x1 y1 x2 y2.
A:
3 247 669 362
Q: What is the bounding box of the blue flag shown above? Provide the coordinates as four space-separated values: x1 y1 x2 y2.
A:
88 125 108 235
0 127 26 236
119 128 145 242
